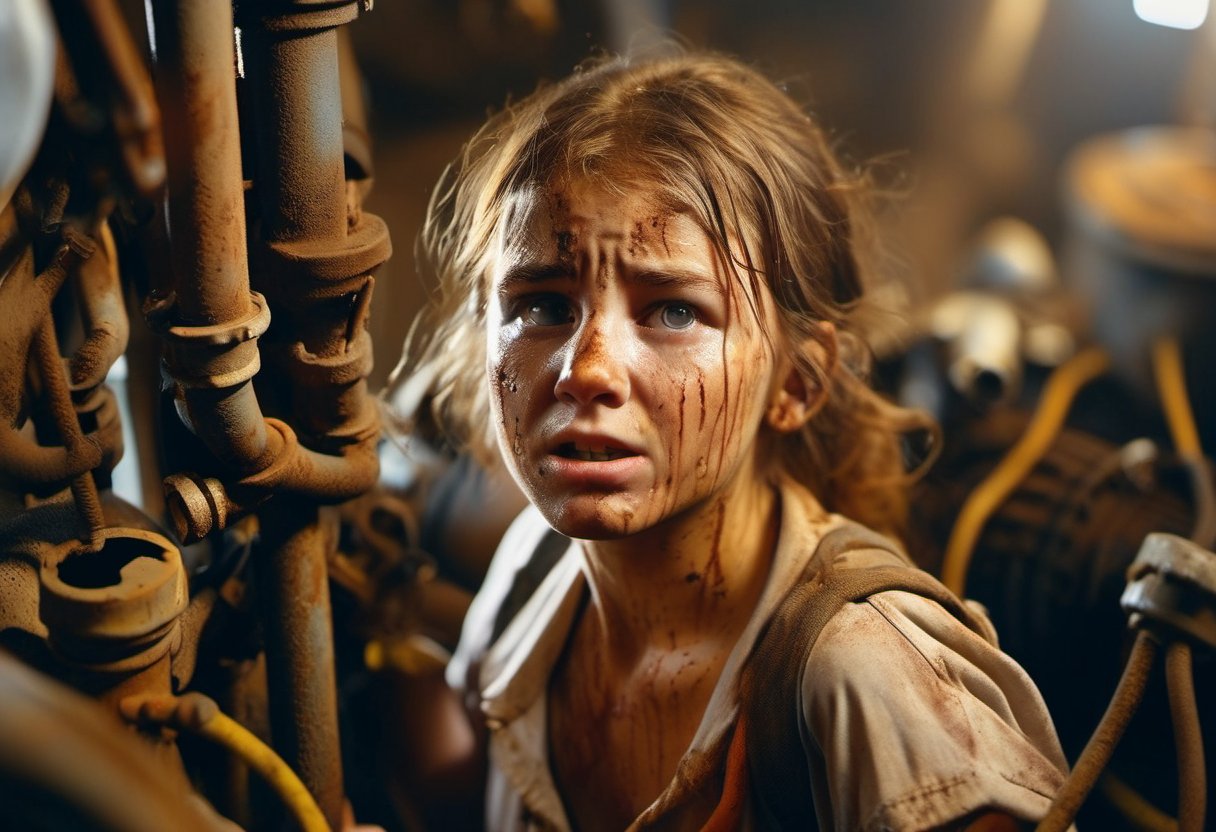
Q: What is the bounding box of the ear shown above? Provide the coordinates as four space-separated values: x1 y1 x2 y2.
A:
765 322 838 433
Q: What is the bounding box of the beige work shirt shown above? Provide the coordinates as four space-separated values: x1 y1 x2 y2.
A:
448 478 1069 831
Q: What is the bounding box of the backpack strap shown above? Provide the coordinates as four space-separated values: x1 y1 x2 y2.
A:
737 521 988 830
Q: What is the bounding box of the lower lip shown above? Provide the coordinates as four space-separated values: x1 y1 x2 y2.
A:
541 454 647 489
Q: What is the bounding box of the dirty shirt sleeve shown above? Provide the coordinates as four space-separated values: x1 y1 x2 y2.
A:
800 590 1069 832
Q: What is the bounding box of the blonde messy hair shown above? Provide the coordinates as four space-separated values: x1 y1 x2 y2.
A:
388 50 934 538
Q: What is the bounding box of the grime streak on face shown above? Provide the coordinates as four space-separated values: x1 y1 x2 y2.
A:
485 178 781 541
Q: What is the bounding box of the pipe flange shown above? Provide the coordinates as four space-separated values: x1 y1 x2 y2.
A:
151 292 271 389
286 328 374 387
1121 532 1216 648
159 290 272 347
319 401 380 447
40 527 188 670
264 212 391 296
252 0 359 33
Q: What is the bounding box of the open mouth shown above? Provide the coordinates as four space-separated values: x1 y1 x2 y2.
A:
555 442 635 462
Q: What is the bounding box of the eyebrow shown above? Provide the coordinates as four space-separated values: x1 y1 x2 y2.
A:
628 268 724 295
497 263 725 295
498 262 575 289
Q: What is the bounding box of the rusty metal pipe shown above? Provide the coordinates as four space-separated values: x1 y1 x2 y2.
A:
254 496 345 831
248 25 347 245
146 0 276 484
147 0 253 327
236 6 387 828
145 0 376 517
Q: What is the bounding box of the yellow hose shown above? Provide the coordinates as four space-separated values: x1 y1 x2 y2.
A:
121 693 331 832
198 711 331 832
942 347 1110 595
1100 773 1178 832
1153 338 1202 458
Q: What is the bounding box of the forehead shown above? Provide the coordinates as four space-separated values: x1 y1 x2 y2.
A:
496 178 719 270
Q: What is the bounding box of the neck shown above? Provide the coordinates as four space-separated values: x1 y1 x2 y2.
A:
576 473 780 665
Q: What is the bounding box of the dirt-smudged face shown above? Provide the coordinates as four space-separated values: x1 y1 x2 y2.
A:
486 178 782 540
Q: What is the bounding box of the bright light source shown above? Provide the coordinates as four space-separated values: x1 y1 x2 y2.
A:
1134 0 1210 30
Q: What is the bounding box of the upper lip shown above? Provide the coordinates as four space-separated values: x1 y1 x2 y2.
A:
547 431 644 457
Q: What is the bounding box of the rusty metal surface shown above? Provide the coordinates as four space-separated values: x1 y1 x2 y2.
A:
5 0 390 825
0 222 103 490
0 650 229 832
256 496 346 830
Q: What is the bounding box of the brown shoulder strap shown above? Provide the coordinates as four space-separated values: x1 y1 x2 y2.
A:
739 522 986 830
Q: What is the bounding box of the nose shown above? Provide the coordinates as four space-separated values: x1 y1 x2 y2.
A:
554 317 630 408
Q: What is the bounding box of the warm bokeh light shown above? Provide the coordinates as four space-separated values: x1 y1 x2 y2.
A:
1133 0 1210 29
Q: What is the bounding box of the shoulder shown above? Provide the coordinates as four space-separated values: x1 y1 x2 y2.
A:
800 588 1068 831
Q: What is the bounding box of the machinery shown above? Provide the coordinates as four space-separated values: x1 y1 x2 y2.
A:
0 1 1212 830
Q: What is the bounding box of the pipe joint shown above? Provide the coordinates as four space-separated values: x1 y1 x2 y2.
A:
286 327 374 388
264 212 390 300
250 0 361 33
149 291 271 389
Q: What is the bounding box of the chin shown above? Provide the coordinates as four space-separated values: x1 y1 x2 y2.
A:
539 496 650 540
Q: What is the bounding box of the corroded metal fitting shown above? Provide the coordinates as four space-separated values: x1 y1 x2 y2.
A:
265 213 390 299
145 290 271 389
163 473 237 543
287 327 375 388
39 527 188 672
250 0 361 32
1121 532 1216 648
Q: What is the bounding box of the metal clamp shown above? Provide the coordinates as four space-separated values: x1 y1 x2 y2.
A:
1121 532 1216 648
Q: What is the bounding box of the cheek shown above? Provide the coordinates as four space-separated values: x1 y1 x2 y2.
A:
673 339 773 467
486 328 528 449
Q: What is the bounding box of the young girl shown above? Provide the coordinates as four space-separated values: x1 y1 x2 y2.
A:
401 51 1068 831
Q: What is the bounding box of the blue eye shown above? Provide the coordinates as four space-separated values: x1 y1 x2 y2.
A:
520 296 574 326
659 303 697 330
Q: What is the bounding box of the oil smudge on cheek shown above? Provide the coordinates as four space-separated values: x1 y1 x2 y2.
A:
697 372 706 432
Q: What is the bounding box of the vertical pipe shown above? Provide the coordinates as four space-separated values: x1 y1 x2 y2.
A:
240 8 363 828
247 27 347 245
145 0 251 325
254 495 344 830
146 0 272 476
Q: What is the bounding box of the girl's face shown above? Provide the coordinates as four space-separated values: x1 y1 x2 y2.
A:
486 178 785 539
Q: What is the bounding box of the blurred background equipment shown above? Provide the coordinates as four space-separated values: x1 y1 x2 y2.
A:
1 1 1213 830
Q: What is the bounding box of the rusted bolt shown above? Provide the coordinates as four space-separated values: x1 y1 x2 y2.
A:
163 472 231 542
1121 532 1216 648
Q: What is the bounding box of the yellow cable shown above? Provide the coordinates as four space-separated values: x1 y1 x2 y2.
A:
1100 773 1178 832
942 347 1110 595
199 711 331 832
1153 337 1202 458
